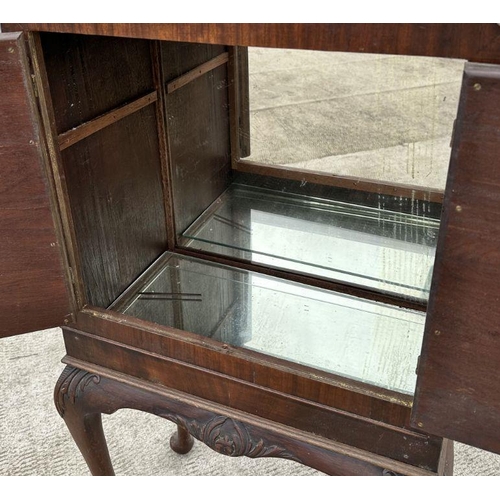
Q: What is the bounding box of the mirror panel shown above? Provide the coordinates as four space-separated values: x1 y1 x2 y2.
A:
170 48 464 303
245 48 464 191
114 252 426 395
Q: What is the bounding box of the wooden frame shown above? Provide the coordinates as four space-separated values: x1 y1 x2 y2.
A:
4 24 500 63
54 362 452 476
233 160 445 204
0 32 75 337
58 91 158 151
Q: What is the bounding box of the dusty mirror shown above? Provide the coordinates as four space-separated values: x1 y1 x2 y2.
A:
244 48 462 191
178 47 465 304
114 252 426 394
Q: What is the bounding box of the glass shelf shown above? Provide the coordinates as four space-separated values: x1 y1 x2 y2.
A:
113 252 426 395
182 183 440 300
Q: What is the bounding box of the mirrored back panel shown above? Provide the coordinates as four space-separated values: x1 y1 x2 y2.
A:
170 47 465 303
244 48 463 191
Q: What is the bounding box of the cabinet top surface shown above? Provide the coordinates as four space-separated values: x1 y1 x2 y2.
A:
2 23 500 64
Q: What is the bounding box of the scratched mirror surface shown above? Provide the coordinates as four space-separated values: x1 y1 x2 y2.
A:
114 253 426 395
243 48 464 191
183 182 439 300
175 49 465 302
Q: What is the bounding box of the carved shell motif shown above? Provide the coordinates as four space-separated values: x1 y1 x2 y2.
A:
163 413 298 462
54 366 101 418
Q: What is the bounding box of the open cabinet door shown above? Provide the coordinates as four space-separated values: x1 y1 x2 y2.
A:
0 32 73 338
412 62 500 454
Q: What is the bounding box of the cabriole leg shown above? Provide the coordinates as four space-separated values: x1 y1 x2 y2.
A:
54 366 115 476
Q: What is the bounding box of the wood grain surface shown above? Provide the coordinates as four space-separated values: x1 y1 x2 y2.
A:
3 24 500 64
61 107 167 308
75 306 414 424
0 32 73 337
40 33 168 307
56 361 447 475
412 63 500 454
58 91 158 150
40 32 154 134
162 42 232 235
167 52 228 94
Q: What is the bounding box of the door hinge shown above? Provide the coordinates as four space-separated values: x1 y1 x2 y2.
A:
30 73 39 98
415 355 421 375
68 266 76 286
450 118 457 147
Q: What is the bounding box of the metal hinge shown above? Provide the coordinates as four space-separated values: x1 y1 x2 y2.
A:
67 266 76 287
450 118 457 147
30 73 39 98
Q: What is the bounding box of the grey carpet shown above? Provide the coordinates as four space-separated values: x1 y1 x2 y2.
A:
1 328 500 476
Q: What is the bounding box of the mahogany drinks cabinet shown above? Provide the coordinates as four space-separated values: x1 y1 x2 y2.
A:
2 23 500 476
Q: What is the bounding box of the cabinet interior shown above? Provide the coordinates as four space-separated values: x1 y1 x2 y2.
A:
38 32 462 402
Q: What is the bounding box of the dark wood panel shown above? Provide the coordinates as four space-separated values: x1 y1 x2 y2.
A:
61 106 167 307
59 360 442 475
161 41 226 82
4 24 500 63
40 32 154 134
75 307 413 427
26 32 87 308
166 52 228 93
235 46 250 158
63 326 443 471
235 159 444 204
150 41 176 251
0 32 73 337
162 42 232 235
412 63 500 453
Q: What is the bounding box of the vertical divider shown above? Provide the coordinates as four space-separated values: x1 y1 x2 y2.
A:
227 46 242 169
237 47 251 159
151 40 177 251
228 46 251 167
151 40 185 325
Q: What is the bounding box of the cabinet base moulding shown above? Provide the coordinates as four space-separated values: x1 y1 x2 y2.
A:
54 361 453 476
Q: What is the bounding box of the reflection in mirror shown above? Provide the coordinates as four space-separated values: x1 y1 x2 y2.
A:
174 48 465 303
183 183 439 300
113 253 425 395
243 48 464 191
